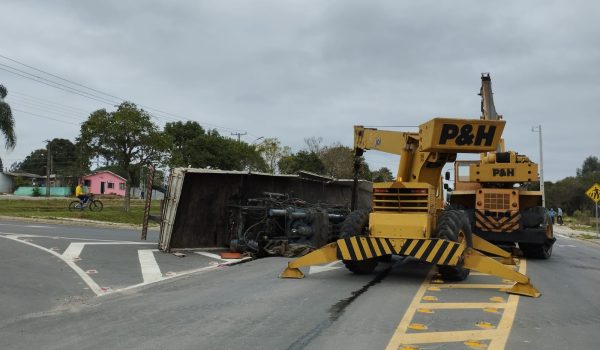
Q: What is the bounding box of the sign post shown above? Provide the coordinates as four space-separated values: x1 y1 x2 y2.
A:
585 183 600 238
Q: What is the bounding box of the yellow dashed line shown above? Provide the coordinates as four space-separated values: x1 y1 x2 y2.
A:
408 323 428 330
436 284 509 289
465 340 488 349
416 308 434 314
476 321 496 329
386 260 529 350
420 303 506 310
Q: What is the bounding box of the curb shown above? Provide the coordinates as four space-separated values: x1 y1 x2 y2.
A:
0 215 159 231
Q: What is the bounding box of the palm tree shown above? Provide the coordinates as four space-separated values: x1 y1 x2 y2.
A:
0 84 16 171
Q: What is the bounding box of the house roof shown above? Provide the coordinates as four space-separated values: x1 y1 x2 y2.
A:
85 170 127 182
3 171 44 178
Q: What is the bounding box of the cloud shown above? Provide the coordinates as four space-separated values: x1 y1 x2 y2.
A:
0 0 598 180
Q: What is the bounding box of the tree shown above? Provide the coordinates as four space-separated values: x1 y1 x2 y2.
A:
164 121 267 171
278 151 326 175
164 121 206 167
0 84 16 169
256 138 290 174
371 167 394 182
17 139 80 178
544 155 600 215
320 143 370 179
304 136 324 155
78 102 168 211
18 149 47 175
577 156 600 177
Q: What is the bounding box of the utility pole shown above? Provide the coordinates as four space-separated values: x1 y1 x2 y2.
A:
45 142 50 197
532 125 545 207
231 132 247 142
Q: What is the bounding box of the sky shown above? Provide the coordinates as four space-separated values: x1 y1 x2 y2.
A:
0 0 598 181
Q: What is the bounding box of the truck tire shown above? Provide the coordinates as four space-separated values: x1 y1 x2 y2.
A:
521 206 547 228
339 210 378 274
520 212 554 259
435 210 472 281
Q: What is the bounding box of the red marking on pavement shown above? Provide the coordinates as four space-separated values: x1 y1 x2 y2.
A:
165 271 177 277
100 287 111 292
73 256 82 261
220 252 243 259
86 270 98 274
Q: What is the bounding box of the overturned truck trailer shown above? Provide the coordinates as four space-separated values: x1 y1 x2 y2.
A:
158 168 372 253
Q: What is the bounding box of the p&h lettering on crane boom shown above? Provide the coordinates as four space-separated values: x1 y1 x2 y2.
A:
438 124 497 146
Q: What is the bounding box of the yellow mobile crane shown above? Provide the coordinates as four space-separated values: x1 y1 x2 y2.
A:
448 74 555 259
281 116 540 297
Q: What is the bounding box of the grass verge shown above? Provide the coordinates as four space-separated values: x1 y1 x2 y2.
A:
0 197 160 226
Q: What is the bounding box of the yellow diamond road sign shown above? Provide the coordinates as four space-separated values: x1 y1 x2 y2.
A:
586 183 600 203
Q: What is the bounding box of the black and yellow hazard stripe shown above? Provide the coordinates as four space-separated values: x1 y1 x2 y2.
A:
475 210 521 233
336 236 464 266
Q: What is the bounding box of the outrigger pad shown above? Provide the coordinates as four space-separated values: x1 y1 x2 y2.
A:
280 267 305 279
500 256 517 265
504 282 541 298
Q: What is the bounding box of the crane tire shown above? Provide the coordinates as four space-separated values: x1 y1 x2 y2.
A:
436 210 472 281
339 210 378 274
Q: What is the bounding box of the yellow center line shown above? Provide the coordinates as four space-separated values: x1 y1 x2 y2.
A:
385 260 528 350
385 269 435 350
418 302 507 310
396 329 499 344
435 283 510 289
487 259 527 350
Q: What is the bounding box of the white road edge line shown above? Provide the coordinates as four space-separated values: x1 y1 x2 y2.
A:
1 232 156 244
0 230 251 297
64 242 159 261
309 260 342 275
138 249 163 283
195 251 227 260
62 243 85 260
0 233 103 296
104 257 252 296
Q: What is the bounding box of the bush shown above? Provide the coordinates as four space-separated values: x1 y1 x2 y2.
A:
572 209 591 224
32 186 41 197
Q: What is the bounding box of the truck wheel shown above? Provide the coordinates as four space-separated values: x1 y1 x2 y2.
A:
339 210 378 274
520 242 552 259
436 210 471 281
520 213 554 259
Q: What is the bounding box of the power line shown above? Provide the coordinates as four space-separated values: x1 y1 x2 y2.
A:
363 125 419 128
10 90 91 113
0 53 125 102
12 108 77 125
0 62 120 105
10 98 85 119
0 66 118 106
0 53 248 134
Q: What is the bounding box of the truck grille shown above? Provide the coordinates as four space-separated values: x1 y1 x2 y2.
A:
373 188 429 212
484 192 510 211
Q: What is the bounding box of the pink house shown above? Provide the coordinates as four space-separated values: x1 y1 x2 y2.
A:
83 171 127 196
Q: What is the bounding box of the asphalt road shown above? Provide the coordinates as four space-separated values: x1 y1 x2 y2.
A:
1 220 599 350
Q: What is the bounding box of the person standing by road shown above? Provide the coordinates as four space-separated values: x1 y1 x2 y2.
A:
549 208 556 224
557 207 564 225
